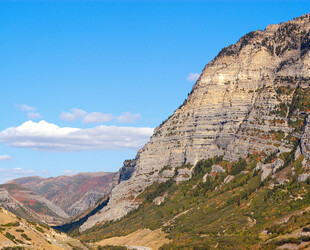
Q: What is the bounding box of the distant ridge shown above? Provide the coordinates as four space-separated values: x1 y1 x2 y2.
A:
9 171 116 218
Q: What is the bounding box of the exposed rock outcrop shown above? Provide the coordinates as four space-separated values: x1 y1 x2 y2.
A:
298 173 310 182
301 116 310 160
254 158 284 181
80 13 310 231
174 167 192 183
223 175 234 184
211 165 226 173
153 192 168 206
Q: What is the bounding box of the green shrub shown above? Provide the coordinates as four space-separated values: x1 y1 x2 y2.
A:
27 221 37 226
35 226 45 233
5 232 16 242
230 159 247 175
300 235 310 241
21 233 31 241
3 222 20 227
38 223 50 230
302 226 310 232
15 239 24 244
274 237 301 246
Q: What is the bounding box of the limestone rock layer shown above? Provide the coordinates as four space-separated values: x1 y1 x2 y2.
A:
80 13 310 231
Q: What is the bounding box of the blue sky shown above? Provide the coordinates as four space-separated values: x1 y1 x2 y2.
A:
0 1 309 182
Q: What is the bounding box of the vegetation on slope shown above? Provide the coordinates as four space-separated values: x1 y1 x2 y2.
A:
0 206 86 249
74 148 310 249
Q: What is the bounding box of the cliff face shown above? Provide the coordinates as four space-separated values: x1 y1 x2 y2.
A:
80 13 310 231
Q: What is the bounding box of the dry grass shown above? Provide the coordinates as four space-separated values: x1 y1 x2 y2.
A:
0 206 87 249
96 228 171 250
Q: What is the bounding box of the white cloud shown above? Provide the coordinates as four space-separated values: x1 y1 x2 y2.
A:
27 112 42 120
0 167 35 184
0 155 12 161
19 104 37 111
60 108 141 124
117 112 141 123
186 72 200 82
82 112 114 123
0 120 154 151
18 104 42 120
59 108 87 122
63 170 76 176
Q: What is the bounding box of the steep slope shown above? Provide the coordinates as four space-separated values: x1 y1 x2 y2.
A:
10 172 116 217
0 183 68 226
78 154 310 249
0 206 87 249
80 13 310 231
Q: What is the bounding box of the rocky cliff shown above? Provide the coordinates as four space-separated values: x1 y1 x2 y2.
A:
80 13 310 231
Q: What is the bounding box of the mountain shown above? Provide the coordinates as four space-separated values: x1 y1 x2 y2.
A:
6 12 310 249
78 13 310 232
70 13 310 248
0 183 68 226
10 172 116 217
0 206 87 249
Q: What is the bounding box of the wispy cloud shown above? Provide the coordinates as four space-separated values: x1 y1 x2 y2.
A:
59 108 87 122
19 104 37 112
27 112 42 120
117 112 141 123
63 170 76 176
0 120 153 151
18 104 42 120
186 72 200 82
0 167 35 184
0 155 12 161
60 108 141 124
83 112 114 123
